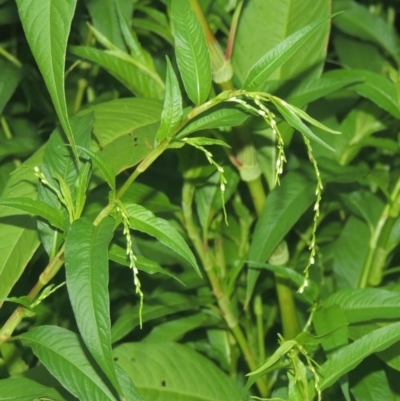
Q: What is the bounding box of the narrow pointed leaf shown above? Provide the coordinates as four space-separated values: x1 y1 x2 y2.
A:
323 288 400 323
112 292 205 343
248 262 319 303
0 150 43 305
182 137 230 148
171 0 211 105
246 172 315 305
113 342 242 401
109 244 182 283
0 377 69 401
70 46 164 99
177 104 249 138
320 321 400 391
15 0 78 156
0 198 65 231
156 58 183 142
271 97 335 150
0 59 24 115
76 146 115 191
124 203 201 276
65 217 122 397
243 14 337 91
19 326 120 401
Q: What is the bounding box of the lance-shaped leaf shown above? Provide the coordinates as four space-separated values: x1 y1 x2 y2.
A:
124 203 200 276
271 96 335 150
0 198 65 231
0 59 25 115
0 377 69 401
243 14 337 91
171 0 211 105
320 321 400 391
19 326 142 401
156 58 183 142
15 0 78 157
70 45 164 100
177 104 249 138
77 146 115 192
65 217 122 398
246 171 315 306
0 149 43 306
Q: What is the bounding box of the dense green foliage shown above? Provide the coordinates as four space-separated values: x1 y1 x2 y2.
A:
0 0 400 400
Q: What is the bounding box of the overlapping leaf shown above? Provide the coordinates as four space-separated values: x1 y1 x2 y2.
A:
171 0 211 105
16 0 78 156
20 326 142 401
124 203 200 276
65 217 122 397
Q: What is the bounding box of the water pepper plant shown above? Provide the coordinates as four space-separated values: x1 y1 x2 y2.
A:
0 0 400 400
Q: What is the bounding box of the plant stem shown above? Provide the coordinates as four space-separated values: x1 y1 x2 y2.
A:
0 141 169 344
182 182 269 397
247 176 266 216
358 176 400 288
0 245 65 344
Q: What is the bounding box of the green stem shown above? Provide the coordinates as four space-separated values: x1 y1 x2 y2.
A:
182 182 269 397
0 245 65 344
0 142 169 344
247 177 266 216
254 295 265 363
358 176 400 288
1 116 13 139
0 46 22 68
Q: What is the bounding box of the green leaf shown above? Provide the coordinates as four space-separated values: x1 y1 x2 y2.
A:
0 198 65 231
325 69 400 119
332 216 370 289
65 217 122 397
182 137 231 148
0 148 43 305
119 182 179 213
124 203 200 276
84 0 131 51
287 74 363 108
19 326 141 401
242 14 337 91
0 59 24 114
233 0 331 84
78 98 162 176
113 342 243 401
38 113 94 256
313 305 348 354
143 313 214 343
75 162 91 219
350 357 392 401
109 244 182 283
333 0 400 63
323 288 400 324
270 96 335 150
111 292 205 343
171 0 211 105
76 147 115 192
70 46 164 99
246 171 316 304
156 58 183 142
0 377 70 401
16 0 78 157
116 4 155 69
248 262 319 303
177 104 250 138
320 321 400 391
